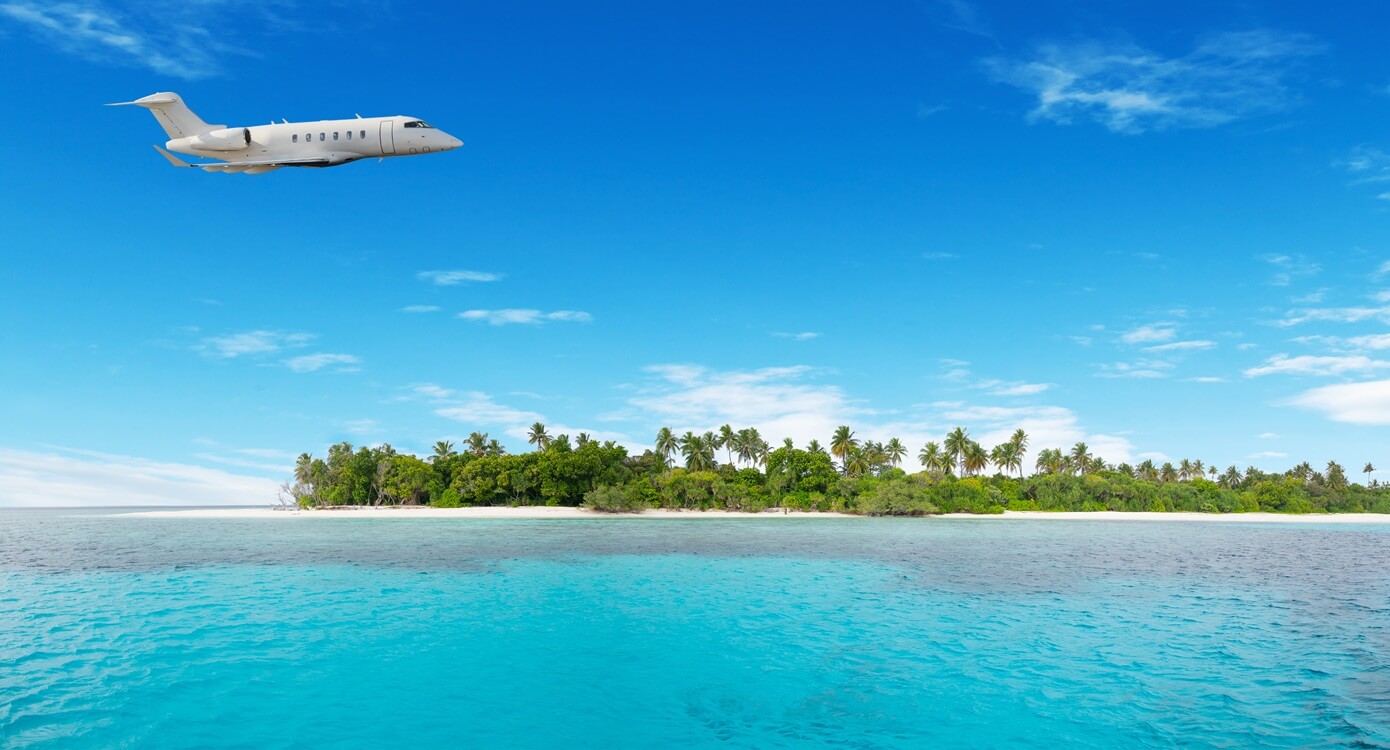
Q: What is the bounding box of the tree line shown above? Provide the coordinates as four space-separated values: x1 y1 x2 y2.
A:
285 423 1390 515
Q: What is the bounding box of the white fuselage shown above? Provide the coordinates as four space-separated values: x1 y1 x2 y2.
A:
165 115 463 167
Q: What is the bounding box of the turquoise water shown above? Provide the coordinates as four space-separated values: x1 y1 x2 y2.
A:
2 512 1388 748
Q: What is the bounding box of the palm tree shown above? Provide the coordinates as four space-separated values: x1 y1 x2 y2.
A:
1192 459 1205 479
844 449 870 477
990 443 1016 477
1008 429 1029 477
944 427 971 476
1207 466 1219 481
885 438 907 468
527 423 551 451
575 432 593 447
655 427 677 468
678 431 716 472
831 425 858 473
466 432 488 457
1178 459 1193 482
1326 461 1348 491
1160 462 1178 483
1364 462 1376 486
1221 466 1241 489
1069 442 1092 475
963 441 988 477
718 424 736 468
486 438 506 457
806 439 824 454
431 441 456 463
1136 459 1157 481
919 442 947 476
1036 448 1065 475
294 452 314 484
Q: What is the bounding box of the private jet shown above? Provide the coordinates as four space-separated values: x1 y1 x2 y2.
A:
109 92 463 174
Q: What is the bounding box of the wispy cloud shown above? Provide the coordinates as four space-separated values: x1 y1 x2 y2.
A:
1271 306 1390 327
923 252 958 261
400 305 441 314
1096 360 1174 379
435 393 545 426
1285 379 1390 425
458 309 592 325
978 380 1051 396
1261 253 1321 286
1143 339 1216 353
985 30 1321 133
283 353 361 373
1121 323 1177 344
1245 354 1390 377
772 331 820 341
197 330 313 359
417 270 502 286
0 1 228 78
0 447 279 507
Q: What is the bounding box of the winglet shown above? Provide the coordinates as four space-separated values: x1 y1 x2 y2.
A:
153 145 191 168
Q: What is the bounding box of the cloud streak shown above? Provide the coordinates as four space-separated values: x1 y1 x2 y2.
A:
417 270 502 286
985 30 1321 133
1 1 225 78
0 447 280 507
458 309 592 325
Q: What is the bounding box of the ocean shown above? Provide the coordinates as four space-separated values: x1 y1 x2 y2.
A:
2 510 1387 748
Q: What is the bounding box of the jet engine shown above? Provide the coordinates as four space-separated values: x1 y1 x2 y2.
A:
173 128 251 152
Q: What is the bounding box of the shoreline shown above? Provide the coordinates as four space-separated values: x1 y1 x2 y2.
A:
112 507 1390 523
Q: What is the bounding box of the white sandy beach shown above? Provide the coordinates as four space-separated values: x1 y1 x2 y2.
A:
115 507 1390 523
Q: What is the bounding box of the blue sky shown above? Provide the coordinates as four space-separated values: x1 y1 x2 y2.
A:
2 0 1389 504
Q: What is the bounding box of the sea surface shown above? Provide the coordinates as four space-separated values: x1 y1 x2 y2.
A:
1 510 1388 749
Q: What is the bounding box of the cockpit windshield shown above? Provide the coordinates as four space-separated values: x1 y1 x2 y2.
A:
403 120 434 129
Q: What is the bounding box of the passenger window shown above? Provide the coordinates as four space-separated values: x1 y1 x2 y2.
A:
361 130 366 139
346 131 352 140
319 133 325 141
292 134 298 143
333 132 339 140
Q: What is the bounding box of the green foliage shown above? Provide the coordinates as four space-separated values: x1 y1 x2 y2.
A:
290 435 1390 516
583 485 647 513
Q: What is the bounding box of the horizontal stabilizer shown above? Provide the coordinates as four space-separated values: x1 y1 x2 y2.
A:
153 145 191 167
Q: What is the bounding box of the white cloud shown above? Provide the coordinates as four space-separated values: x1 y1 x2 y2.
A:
773 331 821 341
1248 451 1288 459
1096 360 1174 379
458 309 592 325
923 252 959 260
984 30 1321 134
401 305 441 313
1286 379 1390 424
0 1 225 78
1143 339 1216 352
1122 323 1177 344
624 364 1132 465
417 270 502 286
0 447 280 507
283 353 361 373
1185 376 1226 383
198 330 313 358
984 382 1051 396
1261 254 1322 286
917 103 948 119
342 419 378 435
1070 336 1093 346
1244 354 1390 377
435 392 546 426
1272 306 1390 327
1342 146 1390 184
1257 432 1280 439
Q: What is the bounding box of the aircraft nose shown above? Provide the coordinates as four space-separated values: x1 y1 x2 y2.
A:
449 137 463 148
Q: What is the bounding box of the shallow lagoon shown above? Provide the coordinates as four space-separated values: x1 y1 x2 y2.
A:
2 511 1387 748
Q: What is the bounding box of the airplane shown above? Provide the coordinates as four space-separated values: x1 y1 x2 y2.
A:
108 92 462 174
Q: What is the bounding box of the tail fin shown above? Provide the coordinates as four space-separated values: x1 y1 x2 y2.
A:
107 92 223 138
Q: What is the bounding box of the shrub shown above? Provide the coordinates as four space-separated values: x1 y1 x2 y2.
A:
583 485 647 513
433 488 462 508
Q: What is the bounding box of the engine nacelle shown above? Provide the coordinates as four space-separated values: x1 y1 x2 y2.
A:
170 127 250 152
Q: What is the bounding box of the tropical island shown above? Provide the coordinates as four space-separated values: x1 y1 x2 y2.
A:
282 424 1390 516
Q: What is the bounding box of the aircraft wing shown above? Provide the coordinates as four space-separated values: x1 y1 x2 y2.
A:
153 145 335 173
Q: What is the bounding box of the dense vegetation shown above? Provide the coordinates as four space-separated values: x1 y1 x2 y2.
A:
285 424 1390 515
